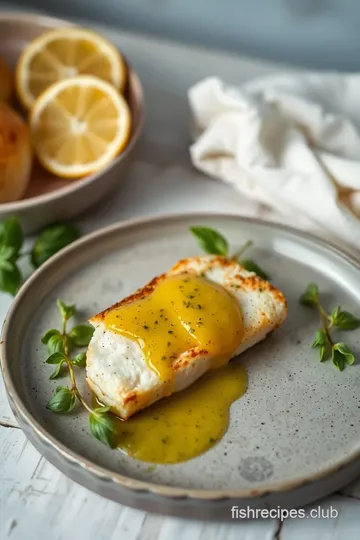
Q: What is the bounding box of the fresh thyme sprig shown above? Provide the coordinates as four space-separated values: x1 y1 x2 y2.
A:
0 216 80 296
42 300 117 448
189 226 269 280
300 283 359 371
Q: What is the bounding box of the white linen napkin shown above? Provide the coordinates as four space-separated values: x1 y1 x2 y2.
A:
188 74 360 251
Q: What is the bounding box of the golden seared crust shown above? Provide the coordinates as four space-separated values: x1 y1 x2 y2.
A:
89 255 287 330
170 255 234 274
87 371 174 420
89 273 167 323
170 255 287 315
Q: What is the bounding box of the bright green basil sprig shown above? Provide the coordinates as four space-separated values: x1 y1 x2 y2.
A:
189 226 270 280
0 217 80 296
31 223 80 268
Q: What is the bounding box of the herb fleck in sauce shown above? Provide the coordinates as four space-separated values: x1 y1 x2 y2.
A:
104 274 244 383
114 361 247 464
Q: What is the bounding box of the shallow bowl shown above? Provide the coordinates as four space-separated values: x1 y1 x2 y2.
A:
0 12 144 233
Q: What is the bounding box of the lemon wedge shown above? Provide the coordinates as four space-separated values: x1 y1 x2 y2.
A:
30 75 131 178
16 27 126 109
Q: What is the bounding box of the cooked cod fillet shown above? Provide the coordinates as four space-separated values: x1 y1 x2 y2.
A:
86 256 287 419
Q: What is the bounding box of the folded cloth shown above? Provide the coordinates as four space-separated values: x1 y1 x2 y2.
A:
188 74 360 251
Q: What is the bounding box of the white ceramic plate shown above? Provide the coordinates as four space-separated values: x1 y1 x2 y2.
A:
2 213 360 519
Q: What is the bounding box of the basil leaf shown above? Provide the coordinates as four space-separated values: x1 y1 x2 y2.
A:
240 259 270 280
49 362 65 380
57 299 76 321
47 386 76 413
46 352 67 364
299 283 319 307
0 245 17 262
89 411 117 448
41 329 61 345
0 216 23 254
72 352 87 368
69 324 94 347
31 223 80 268
0 263 22 296
189 227 228 256
330 307 360 331
47 334 66 355
333 342 355 366
0 259 13 272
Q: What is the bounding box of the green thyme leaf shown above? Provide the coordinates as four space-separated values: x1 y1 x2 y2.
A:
93 406 111 414
311 329 330 361
47 386 76 413
319 345 327 362
31 223 80 268
333 342 355 366
72 352 87 368
0 263 22 296
46 352 67 364
47 334 66 355
41 329 61 345
332 348 346 371
189 226 228 256
89 411 117 448
49 362 65 380
69 324 94 347
240 259 270 280
57 299 76 321
312 328 328 348
299 283 319 307
0 216 23 254
330 306 360 331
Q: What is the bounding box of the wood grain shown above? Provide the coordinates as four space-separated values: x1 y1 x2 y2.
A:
0 427 279 540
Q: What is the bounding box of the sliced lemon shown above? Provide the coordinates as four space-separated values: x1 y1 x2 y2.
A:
30 75 131 178
16 27 127 109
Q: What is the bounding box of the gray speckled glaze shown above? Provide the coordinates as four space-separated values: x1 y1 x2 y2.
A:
2 214 360 518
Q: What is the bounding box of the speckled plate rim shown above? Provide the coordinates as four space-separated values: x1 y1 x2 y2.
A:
2 212 360 502
0 11 144 211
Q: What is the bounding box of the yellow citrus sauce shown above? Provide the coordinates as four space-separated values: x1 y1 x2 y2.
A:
114 361 247 464
104 274 244 384
103 273 247 464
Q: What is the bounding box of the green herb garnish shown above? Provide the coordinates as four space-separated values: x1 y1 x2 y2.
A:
31 223 80 268
189 226 228 256
43 300 117 448
240 259 269 281
0 217 80 296
300 283 357 371
189 226 269 280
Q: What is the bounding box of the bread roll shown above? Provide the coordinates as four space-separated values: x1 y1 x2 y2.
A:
0 103 32 203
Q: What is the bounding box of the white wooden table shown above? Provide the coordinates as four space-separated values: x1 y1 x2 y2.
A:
0 17 359 540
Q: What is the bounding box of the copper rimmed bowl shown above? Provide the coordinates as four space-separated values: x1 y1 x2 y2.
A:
0 12 144 233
